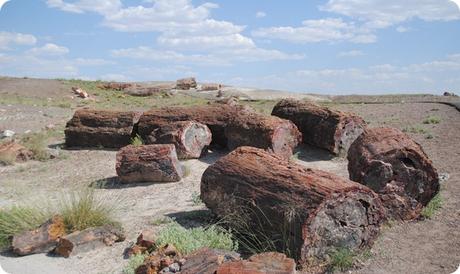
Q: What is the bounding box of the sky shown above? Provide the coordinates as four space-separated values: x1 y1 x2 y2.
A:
0 0 460 94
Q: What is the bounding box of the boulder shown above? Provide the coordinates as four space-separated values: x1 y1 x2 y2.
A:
272 99 366 155
0 141 33 164
0 130 15 139
116 144 184 183
217 252 296 274
348 127 440 220
180 248 241 274
12 215 65 256
65 109 141 148
201 147 385 263
176 78 197 90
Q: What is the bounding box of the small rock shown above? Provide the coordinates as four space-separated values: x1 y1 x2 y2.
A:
71 87 89 98
169 263 181 273
45 124 55 130
439 173 450 183
1 130 15 139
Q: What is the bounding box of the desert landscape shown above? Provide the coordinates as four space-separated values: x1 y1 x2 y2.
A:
0 76 459 274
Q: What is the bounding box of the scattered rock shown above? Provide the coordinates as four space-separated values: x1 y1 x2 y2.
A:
136 229 156 249
217 252 296 274
272 99 366 155
0 129 15 139
12 215 66 256
348 127 440 220
116 144 184 183
0 141 33 163
201 147 385 263
71 87 89 98
180 248 241 274
135 244 182 274
45 124 55 130
175 77 197 90
97 82 132 91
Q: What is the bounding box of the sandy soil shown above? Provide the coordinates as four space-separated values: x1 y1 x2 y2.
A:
0 78 459 274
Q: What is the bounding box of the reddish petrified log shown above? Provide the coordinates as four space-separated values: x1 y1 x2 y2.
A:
116 144 184 183
54 225 125 258
347 127 439 220
12 215 65 256
176 77 197 90
201 147 385 263
180 248 241 274
0 141 33 163
225 112 301 159
144 121 212 159
97 82 132 91
272 99 366 155
217 252 296 274
138 103 251 147
65 109 141 148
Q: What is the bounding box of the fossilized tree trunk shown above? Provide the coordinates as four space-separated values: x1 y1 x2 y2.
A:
347 127 439 220
143 121 212 159
201 147 385 263
271 99 366 155
65 109 140 148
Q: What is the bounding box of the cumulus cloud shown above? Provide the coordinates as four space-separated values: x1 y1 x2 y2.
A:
256 11 266 18
26 43 69 56
0 31 37 50
338 50 364 57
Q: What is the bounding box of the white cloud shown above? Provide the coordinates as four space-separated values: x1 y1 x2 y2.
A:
252 18 376 44
46 0 122 15
256 11 266 18
396 26 411 33
338 50 364 57
157 33 255 50
26 43 69 56
0 31 37 50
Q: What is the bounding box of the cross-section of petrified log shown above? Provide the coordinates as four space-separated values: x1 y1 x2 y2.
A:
225 112 301 159
201 147 384 263
12 215 65 256
180 248 241 274
272 99 366 155
138 103 251 147
54 225 125 258
116 144 184 183
347 127 439 220
143 121 212 159
65 109 141 148
217 252 296 274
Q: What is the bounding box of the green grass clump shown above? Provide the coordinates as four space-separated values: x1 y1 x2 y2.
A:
122 254 147 274
156 222 237 255
423 115 441 124
151 216 174 226
329 248 355 272
402 125 429 134
130 134 144 146
421 193 443 219
191 191 203 206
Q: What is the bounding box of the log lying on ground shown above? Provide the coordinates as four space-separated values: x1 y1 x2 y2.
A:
116 144 184 183
176 77 197 90
180 248 240 274
143 121 212 159
12 215 65 256
138 103 251 147
347 127 439 220
272 99 366 155
0 141 33 163
54 225 125 258
225 112 301 159
217 252 296 274
65 109 141 148
201 147 385 263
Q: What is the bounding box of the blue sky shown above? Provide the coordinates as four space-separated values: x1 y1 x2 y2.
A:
0 0 459 94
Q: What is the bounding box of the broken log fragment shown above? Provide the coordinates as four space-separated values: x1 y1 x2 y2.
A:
180 248 241 274
54 225 125 258
145 121 212 159
217 252 296 274
347 127 439 220
176 77 197 90
65 109 141 148
12 215 65 256
201 147 385 263
225 112 302 159
272 99 366 155
116 144 184 183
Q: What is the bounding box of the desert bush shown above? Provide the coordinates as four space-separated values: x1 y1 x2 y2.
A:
191 191 202 206
130 134 144 146
155 222 237 255
122 253 147 274
329 248 355 272
20 132 49 161
402 125 429 134
423 115 441 124
421 193 443 219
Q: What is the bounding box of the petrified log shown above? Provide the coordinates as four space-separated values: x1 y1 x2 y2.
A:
65 109 141 148
180 248 241 274
272 99 366 155
145 121 212 159
176 77 197 90
97 82 132 91
201 147 385 263
54 225 125 258
225 112 301 159
138 103 251 147
0 141 33 163
217 252 296 274
116 144 184 183
12 215 65 256
347 127 439 220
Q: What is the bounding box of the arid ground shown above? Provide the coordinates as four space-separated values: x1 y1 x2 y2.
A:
0 77 459 274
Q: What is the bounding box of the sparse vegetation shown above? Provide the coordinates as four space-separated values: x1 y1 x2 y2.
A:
0 151 16 166
421 193 443 219
155 222 237 255
423 115 441 124
151 216 174 226
122 253 147 274
20 132 50 161
329 248 355 272
402 125 429 134
130 134 144 146
191 191 203 206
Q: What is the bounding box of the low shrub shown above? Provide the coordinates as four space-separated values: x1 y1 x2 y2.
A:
423 115 441 124
329 248 355 272
421 193 443 219
130 134 144 146
20 132 49 161
122 253 147 274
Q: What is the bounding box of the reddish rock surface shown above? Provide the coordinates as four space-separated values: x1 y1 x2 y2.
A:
97 82 132 91
144 121 212 159
0 141 33 163
217 252 296 274
201 147 385 263
12 215 65 256
65 109 141 148
272 99 366 155
180 248 240 274
176 77 197 90
347 127 440 220
225 112 301 159
116 144 184 183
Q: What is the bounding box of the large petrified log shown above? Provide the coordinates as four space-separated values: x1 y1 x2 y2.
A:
54 225 125 258
201 147 385 263
272 99 366 155
143 121 212 159
138 103 251 147
217 252 296 274
225 112 301 159
180 248 241 274
347 127 439 220
116 144 184 183
12 215 65 256
65 109 140 148
176 77 197 90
